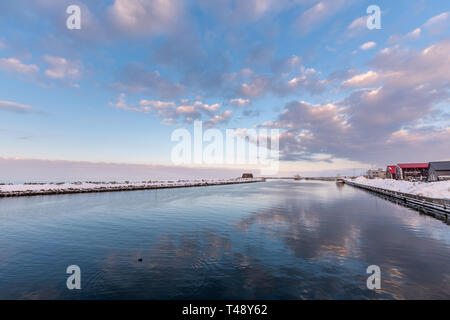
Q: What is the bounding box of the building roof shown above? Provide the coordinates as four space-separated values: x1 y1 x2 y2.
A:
429 161 450 171
397 163 429 169
386 165 396 174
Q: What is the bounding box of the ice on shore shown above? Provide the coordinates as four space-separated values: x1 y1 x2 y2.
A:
0 178 264 195
347 177 450 199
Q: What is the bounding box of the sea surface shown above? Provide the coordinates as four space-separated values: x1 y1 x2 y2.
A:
0 180 449 299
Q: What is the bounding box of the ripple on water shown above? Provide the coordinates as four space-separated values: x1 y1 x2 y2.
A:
0 180 449 299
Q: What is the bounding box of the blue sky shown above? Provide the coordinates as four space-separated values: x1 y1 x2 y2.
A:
0 0 449 179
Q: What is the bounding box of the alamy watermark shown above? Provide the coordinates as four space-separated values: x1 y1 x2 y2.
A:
367 5 381 30
366 265 381 290
66 5 81 30
171 121 280 175
66 265 81 290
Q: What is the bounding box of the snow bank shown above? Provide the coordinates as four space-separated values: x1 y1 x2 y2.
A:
0 178 265 196
347 177 450 199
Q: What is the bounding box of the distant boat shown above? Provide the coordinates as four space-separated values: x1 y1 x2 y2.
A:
336 178 345 184
294 175 301 180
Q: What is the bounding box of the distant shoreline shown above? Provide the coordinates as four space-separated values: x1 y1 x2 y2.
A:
0 178 265 198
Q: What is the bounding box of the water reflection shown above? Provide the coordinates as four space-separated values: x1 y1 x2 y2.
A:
0 180 449 299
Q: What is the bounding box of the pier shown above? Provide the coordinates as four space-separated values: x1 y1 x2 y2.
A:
344 180 450 223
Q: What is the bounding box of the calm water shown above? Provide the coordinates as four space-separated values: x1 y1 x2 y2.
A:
0 180 449 299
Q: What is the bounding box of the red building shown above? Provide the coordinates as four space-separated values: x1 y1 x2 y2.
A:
386 165 396 179
395 163 429 181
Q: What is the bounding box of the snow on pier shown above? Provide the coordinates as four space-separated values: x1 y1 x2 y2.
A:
346 177 450 200
0 178 265 197
345 177 450 222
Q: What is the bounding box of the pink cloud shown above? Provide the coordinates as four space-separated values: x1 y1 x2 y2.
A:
107 0 183 36
0 57 39 75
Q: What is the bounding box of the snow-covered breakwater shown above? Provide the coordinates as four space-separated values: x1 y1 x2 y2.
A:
0 178 265 197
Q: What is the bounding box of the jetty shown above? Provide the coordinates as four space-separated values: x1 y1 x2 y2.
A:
344 179 450 223
0 178 265 198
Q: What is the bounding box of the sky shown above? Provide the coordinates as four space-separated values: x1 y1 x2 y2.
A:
0 0 449 180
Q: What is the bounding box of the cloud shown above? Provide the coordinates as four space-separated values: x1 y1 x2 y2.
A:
140 100 176 110
389 11 449 44
198 0 302 24
230 56 327 99
406 28 421 39
270 55 302 74
274 67 327 95
0 100 34 113
205 110 233 128
244 44 275 66
0 57 39 75
372 41 450 87
161 54 327 102
242 109 260 117
43 55 82 82
359 41 376 51
0 54 85 88
259 100 351 161
1 1 109 44
343 40 450 90
260 40 450 165
110 95 231 126
423 11 450 35
229 98 251 108
170 101 225 124
239 75 272 98
347 16 367 36
107 0 183 36
296 0 352 35
149 29 234 99
2 0 184 45
341 70 379 88
109 93 150 113
112 62 185 99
